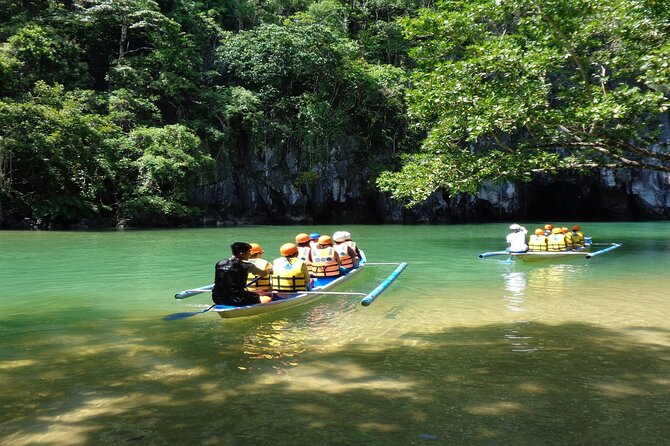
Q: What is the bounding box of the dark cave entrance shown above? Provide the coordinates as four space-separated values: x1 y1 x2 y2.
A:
524 182 590 221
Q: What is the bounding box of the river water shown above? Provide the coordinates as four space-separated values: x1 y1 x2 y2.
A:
1 222 669 445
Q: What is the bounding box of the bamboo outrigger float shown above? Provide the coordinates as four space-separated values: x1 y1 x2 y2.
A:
478 243 623 262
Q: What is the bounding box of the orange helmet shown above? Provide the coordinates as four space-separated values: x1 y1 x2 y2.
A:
534 228 543 235
544 224 553 230
295 233 310 244
318 235 332 246
561 227 569 233
280 243 298 256
552 227 562 234
572 225 581 231
249 243 263 255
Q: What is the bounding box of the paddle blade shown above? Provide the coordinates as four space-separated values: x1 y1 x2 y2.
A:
163 311 201 321
163 304 215 321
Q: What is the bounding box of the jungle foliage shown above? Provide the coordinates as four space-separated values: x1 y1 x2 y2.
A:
378 0 670 206
1 0 420 225
1 0 668 223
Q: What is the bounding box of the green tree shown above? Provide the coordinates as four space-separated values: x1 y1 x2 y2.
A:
378 0 670 206
1 24 92 94
79 0 170 61
117 124 214 217
0 82 120 222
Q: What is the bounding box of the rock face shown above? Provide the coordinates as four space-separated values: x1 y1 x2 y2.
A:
195 161 670 224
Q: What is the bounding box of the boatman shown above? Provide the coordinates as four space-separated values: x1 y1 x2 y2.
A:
212 242 272 306
506 223 528 253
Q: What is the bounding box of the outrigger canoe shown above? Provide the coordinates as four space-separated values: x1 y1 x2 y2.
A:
170 252 408 320
478 242 622 262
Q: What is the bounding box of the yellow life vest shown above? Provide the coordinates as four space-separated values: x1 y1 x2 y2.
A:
310 246 340 277
247 258 271 290
571 231 584 248
271 257 309 292
564 232 573 249
334 243 354 269
528 234 548 251
547 234 567 252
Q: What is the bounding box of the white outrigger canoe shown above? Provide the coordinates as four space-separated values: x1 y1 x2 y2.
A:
478 242 622 262
168 252 408 320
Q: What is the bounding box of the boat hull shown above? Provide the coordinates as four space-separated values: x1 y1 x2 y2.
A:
478 243 621 262
512 250 590 262
213 256 366 319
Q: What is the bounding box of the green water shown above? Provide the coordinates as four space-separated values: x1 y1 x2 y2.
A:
1 223 669 445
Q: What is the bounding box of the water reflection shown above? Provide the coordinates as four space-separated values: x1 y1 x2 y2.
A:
502 271 527 313
502 263 585 301
241 319 308 373
501 270 534 353
526 263 583 298
501 264 581 354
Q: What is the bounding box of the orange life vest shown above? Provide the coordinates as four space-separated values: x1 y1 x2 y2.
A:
297 245 311 262
334 243 355 269
310 246 340 277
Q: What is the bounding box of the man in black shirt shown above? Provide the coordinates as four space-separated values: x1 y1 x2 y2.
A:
212 242 272 306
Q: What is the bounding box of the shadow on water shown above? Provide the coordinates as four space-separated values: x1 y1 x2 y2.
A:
2 312 670 446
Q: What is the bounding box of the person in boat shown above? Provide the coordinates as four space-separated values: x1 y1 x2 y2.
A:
295 233 313 263
342 230 362 263
212 242 272 306
333 231 358 270
310 235 344 277
561 227 573 250
506 223 528 253
528 228 548 252
308 232 321 249
247 243 273 292
543 224 554 237
271 243 313 292
571 225 585 249
547 227 568 252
